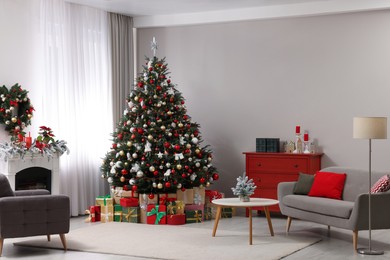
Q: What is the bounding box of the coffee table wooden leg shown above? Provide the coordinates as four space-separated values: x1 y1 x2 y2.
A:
212 206 222 237
249 207 252 245
263 206 274 236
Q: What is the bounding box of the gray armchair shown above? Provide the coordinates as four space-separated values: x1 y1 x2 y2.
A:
0 173 70 256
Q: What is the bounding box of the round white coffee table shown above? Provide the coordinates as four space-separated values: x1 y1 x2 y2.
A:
212 197 279 245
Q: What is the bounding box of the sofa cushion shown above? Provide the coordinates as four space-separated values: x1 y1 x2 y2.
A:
283 195 354 219
371 174 390 193
293 173 314 195
308 171 347 200
0 174 15 197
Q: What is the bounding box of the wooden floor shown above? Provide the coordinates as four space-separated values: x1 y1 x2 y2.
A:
3 212 390 259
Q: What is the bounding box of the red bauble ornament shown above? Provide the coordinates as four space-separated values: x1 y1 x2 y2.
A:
167 79 171 84
156 85 162 91
183 115 188 120
131 134 136 139
181 100 185 105
197 153 203 158
165 182 171 188
117 134 123 140
181 187 186 192
184 149 190 154
154 170 159 176
185 165 189 170
164 142 170 148
121 169 128 175
150 79 155 84
148 67 153 71
174 145 180 151
181 173 187 178
194 131 199 137
132 185 138 192
212 173 219 180
171 169 176 174
174 119 178 123
137 82 144 88
112 143 117 149
141 157 146 161
137 128 144 134
200 177 206 183
174 133 179 137
142 105 147 109
163 93 167 98
123 185 129 191
148 193 155 199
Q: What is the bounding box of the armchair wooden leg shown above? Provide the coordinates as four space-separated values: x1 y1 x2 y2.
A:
286 216 292 232
47 235 51 241
59 234 67 251
0 238 3 257
352 230 358 251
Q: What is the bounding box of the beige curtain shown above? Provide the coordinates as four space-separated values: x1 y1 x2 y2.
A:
108 13 134 126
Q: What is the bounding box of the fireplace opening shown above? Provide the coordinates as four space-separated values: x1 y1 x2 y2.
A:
15 167 52 193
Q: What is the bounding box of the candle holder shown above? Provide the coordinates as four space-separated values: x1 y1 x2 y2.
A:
293 134 303 154
303 141 310 154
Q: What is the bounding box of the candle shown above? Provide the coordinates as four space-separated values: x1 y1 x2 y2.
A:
304 132 309 142
295 125 300 134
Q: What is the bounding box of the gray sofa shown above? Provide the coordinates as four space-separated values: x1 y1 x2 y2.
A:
0 174 70 256
278 166 390 251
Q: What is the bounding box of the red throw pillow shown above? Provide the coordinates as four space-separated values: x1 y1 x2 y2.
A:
308 171 347 200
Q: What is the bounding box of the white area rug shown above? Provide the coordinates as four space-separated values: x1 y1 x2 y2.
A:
15 221 320 260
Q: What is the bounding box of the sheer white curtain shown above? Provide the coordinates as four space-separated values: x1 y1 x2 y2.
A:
40 0 112 216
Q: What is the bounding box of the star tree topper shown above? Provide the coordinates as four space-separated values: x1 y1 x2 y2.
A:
151 37 158 56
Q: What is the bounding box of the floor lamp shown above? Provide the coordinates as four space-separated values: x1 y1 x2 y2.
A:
353 117 387 255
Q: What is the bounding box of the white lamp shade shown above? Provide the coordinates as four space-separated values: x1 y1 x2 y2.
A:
353 117 387 139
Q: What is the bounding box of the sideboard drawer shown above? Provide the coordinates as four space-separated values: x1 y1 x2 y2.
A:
250 173 299 189
247 157 308 173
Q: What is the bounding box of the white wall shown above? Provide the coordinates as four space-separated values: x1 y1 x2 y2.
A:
137 10 390 195
0 0 42 139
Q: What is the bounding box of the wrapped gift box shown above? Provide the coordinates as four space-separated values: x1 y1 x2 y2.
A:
193 187 206 205
167 200 185 215
122 207 140 223
205 190 223 204
139 194 158 224
176 189 194 204
221 207 233 218
114 205 123 222
112 187 138 204
85 205 101 222
204 205 235 219
167 214 186 225
96 195 114 207
120 197 139 207
185 209 203 224
159 193 177 205
146 204 167 225
101 205 114 223
185 204 205 221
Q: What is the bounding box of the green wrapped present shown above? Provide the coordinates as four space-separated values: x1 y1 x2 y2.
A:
221 207 233 218
122 207 140 223
114 204 123 222
185 210 203 224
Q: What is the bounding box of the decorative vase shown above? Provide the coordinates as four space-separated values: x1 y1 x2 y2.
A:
239 195 250 202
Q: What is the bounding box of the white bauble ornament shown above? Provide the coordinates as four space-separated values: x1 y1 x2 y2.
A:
167 111 172 116
171 122 176 128
190 174 196 181
153 182 157 188
166 163 171 168
186 144 191 149
184 134 189 138
149 166 155 172
9 106 14 111
208 157 212 162
143 124 148 128
130 127 135 133
136 171 144 177
159 165 164 169
168 133 172 137
148 135 153 141
119 150 125 156
195 162 200 167
129 178 135 185
110 162 114 166
162 102 166 106
107 177 113 184
160 125 166 131
192 137 199 144
131 107 137 112
127 120 131 125
157 183 163 189
188 157 193 162
153 95 158 99
115 161 122 168
177 183 182 189
132 153 138 158
157 103 161 108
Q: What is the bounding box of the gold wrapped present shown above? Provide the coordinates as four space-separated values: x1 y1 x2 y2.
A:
96 195 114 207
101 205 114 223
176 189 194 204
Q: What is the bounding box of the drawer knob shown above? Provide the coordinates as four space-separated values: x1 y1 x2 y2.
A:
294 164 299 168
257 163 262 167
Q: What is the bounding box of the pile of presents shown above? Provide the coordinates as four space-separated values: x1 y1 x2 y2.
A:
86 187 234 225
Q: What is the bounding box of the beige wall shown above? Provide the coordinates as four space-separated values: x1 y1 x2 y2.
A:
137 10 390 195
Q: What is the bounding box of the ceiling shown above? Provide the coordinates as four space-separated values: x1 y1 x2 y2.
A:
65 0 390 27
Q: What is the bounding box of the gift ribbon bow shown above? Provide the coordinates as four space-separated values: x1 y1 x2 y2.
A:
167 202 176 215
160 194 176 205
147 205 166 224
97 194 111 206
175 201 185 214
84 209 95 222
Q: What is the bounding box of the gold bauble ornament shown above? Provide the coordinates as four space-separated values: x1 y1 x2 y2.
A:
148 135 153 141
127 141 133 147
186 144 191 149
206 182 211 187
157 183 163 189
119 150 125 156
176 164 182 170
161 125 166 131
167 111 172 116
120 176 126 182
134 96 139 101
178 123 183 128
195 149 200 154
11 117 17 123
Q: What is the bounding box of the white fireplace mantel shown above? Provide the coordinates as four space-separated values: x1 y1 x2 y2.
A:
0 155 60 194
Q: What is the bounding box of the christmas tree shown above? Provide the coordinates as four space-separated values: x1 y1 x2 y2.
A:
101 39 219 195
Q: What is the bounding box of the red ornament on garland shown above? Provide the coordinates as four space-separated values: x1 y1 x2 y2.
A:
148 193 155 199
174 145 180 151
200 177 206 184
181 173 187 178
165 182 171 188
164 142 170 148
212 173 219 180
121 169 128 175
112 143 117 149
132 185 138 192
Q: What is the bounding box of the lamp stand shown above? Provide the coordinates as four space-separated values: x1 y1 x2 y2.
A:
357 139 384 255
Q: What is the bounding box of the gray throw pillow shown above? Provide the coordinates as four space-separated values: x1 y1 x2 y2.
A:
0 174 15 197
293 173 315 195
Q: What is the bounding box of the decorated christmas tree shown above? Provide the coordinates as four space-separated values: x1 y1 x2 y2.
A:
101 39 219 195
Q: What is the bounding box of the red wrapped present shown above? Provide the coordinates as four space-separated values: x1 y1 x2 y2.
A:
146 204 167 225
167 214 186 225
85 205 101 222
159 193 177 205
120 197 139 207
205 190 223 203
